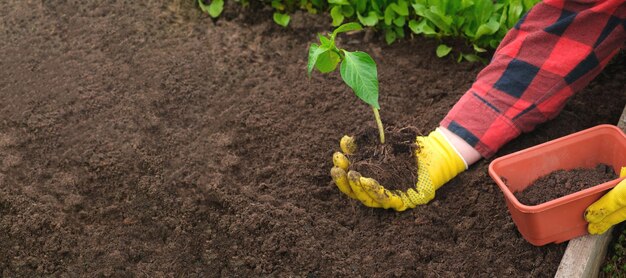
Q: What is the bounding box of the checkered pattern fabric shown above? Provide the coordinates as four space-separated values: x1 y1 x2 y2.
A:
440 0 626 158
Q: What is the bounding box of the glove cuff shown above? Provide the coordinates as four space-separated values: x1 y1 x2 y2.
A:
426 129 467 188
436 127 468 170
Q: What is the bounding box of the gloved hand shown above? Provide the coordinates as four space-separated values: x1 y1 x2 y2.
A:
585 167 626 235
330 128 467 211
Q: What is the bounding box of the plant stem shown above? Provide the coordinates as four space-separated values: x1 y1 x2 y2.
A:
371 106 385 144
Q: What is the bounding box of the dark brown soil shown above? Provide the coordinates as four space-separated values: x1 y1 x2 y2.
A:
514 164 618 206
1 0 625 277
350 126 419 191
599 223 626 277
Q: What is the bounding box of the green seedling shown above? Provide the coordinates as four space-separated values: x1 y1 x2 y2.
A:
198 0 224 18
273 12 291 27
307 22 385 144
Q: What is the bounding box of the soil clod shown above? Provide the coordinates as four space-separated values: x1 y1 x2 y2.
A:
349 126 419 191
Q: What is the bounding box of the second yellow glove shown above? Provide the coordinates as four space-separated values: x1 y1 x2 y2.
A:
585 167 626 234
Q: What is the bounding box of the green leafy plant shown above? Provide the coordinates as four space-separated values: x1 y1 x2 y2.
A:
199 0 540 60
308 22 385 143
324 0 538 58
408 0 538 61
273 12 291 26
435 44 451 57
602 230 626 277
271 0 326 26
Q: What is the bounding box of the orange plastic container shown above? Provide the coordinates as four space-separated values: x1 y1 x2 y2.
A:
488 124 626 246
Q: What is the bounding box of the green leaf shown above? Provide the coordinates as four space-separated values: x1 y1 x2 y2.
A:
425 6 453 34
523 0 539 10
318 34 332 47
408 19 419 33
499 5 509 29
198 0 224 18
472 0 495 24
411 2 426 14
461 53 484 63
198 0 209 13
412 3 452 34
273 12 291 27
371 0 381 13
473 44 487 53
385 29 397 44
342 5 355 17
331 6 345 26
436 44 452 57
408 19 436 35
208 0 224 18
494 3 505 12
391 0 409 16
271 0 285 10
309 36 341 74
315 51 341 73
475 18 500 40
340 51 379 109
357 11 379 27
394 26 405 38
384 6 395 26
489 39 500 49
355 0 367 13
507 0 524 27
393 16 405 27
304 2 318 14
460 0 474 10
332 22 363 37
308 43 326 76
328 0 350 5
311 0 323 8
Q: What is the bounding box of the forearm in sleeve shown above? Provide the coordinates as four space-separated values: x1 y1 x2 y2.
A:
440 0 626 158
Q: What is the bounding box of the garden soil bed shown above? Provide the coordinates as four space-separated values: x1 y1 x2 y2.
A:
1 0 625 277
515 164 618 206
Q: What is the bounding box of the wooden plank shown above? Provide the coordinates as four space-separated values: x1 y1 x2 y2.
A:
555 231 613 278
554 105 626 278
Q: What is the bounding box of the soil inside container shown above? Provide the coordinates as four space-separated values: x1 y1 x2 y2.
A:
514 164 618 206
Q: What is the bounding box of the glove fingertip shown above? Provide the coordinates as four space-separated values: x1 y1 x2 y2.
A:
340 135 357 155
332 152 350 171
588 222 609 235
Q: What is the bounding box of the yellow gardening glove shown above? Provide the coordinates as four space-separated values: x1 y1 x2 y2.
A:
330 128 467 211
585 167 626 235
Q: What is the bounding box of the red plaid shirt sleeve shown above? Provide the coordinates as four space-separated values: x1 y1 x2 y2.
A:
440 0 626 158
